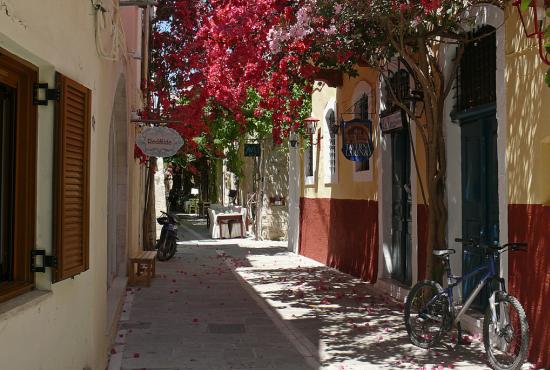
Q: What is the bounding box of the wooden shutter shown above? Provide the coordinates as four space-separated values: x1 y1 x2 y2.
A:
53 73 91 282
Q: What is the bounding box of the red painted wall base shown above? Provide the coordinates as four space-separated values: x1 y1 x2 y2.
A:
299 198 378 283
508 204 550 368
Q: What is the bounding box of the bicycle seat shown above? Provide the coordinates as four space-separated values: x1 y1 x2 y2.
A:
433 249 456 257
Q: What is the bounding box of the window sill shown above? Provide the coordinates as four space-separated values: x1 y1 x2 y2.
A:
0 289 52 323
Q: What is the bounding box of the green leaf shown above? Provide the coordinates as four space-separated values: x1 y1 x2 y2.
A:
546 41 550 54
545 25 550 38
521 0 532 12
546 69 550 87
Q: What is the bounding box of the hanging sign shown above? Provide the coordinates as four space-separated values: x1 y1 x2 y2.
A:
380 110 404 134
136 126 184 157
341 118 374 162
244 143 261 157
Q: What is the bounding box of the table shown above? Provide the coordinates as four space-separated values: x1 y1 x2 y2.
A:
217 213 244 238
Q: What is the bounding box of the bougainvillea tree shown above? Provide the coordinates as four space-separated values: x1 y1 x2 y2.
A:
149 0 507 277
150 0 314 146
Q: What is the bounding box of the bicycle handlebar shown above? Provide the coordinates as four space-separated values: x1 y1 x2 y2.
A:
454 238 527 252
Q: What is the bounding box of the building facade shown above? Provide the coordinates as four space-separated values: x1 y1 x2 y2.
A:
297 4 550 367
0 1 151 369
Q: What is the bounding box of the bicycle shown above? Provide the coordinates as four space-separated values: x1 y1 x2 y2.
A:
404 238 529 370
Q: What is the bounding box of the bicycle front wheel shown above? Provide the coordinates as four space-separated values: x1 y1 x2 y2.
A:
404 280 448 348
483 292 529 370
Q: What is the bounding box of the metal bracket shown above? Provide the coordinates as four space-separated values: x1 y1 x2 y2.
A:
31 250 58 273
33 83 60 106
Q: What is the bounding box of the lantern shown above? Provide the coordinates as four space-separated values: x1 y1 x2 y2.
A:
514 0 550 66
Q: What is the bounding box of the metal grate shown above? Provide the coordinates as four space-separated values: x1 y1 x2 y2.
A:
457 26 496 112
354 93 369 120
208 323 246 334
354 94 369 171
327 109 337 176
306 143 313 177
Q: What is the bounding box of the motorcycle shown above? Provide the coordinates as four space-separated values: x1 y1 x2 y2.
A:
155 211 178 261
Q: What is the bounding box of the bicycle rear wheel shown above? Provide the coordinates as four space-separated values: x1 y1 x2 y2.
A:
483 292 529 370
404 280 448 348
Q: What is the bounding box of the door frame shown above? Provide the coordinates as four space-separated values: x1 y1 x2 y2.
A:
377 107 419 289
390 124 413 285
442 4 508 303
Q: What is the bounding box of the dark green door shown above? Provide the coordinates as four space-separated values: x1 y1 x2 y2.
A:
391 127 412 285
461 107 499 310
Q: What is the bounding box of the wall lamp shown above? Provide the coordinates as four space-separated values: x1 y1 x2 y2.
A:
513 0 550 66
304 116 320 145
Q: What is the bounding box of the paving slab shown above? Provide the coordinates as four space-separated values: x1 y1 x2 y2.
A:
108 217 313 370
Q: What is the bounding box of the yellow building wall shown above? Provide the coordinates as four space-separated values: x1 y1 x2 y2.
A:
505 7 550 205
302 67 380 201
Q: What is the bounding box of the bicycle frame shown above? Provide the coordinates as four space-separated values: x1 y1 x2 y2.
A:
431 250 502 325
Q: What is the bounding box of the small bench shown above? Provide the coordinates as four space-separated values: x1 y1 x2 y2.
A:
128 251 157 287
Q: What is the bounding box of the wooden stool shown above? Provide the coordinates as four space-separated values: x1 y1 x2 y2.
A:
128 251 157 287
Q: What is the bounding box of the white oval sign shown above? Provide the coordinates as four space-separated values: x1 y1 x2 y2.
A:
136 126 184 157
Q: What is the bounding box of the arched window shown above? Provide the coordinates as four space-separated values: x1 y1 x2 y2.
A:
354 93 369 172
324 108 337 183
350 81 373 182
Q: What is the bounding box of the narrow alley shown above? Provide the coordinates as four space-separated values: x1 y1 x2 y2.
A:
108 217 517 370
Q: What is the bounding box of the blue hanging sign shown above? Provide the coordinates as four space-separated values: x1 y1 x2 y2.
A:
244 143 261 157
341 118 374 162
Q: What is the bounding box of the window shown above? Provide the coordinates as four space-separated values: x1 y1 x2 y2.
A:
0 84 15 283
457 26 496 112
324 106 338 183
327 110 337 176
0 50 38 303
304 139 314 184
354 93 369 172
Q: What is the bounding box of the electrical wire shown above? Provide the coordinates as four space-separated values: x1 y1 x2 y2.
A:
92 0 129 62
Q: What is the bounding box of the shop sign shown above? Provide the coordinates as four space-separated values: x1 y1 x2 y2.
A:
136 126 184 157
380 111 403 133
341 118 374 162
244 143 261 157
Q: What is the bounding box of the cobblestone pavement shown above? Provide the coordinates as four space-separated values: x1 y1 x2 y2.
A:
109 217 533 370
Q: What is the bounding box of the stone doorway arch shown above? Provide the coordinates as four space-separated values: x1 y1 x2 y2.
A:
107 76 129 287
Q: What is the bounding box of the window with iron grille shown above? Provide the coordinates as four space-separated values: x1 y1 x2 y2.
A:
457 26 496 112
354 93 369 171
305 142 313 177
383 69 410 116
326 109 337 176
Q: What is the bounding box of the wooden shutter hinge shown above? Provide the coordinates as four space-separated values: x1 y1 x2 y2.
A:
30 250 58 272
32 83 60 106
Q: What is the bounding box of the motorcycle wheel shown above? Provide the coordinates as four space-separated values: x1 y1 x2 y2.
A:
156 238 170 261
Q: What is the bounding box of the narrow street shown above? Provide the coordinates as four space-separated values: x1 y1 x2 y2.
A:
107 216 526 370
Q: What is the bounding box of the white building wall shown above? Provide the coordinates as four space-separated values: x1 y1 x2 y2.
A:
0 1 145 369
